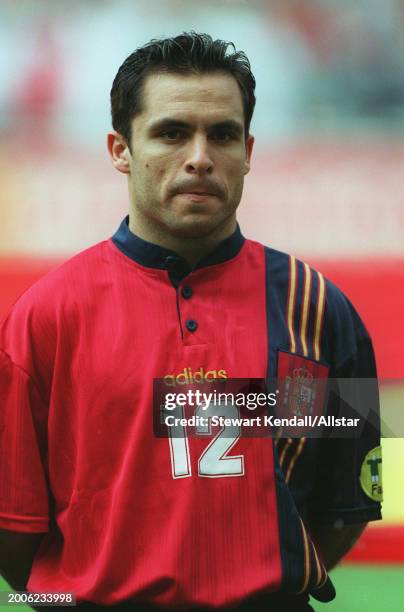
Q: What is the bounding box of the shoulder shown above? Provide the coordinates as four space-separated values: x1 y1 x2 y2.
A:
247 239 372 369
253 240 366 327
323 276 368 338
0 240 113 369
3 240 112 318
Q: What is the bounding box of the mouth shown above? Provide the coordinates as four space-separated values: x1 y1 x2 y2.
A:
177 192 217 202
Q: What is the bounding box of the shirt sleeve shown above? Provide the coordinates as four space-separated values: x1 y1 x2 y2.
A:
0 348 49 533
307 284 382 526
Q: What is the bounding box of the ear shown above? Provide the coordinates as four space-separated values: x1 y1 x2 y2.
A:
243 134 254 175
107 131 131 174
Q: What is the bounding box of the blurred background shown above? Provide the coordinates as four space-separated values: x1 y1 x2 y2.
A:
0 0 403 609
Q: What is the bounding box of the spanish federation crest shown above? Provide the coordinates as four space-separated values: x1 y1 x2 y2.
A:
276 351 329 431
284 366 315 417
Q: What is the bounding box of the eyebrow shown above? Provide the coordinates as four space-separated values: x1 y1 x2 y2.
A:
148 118 244 136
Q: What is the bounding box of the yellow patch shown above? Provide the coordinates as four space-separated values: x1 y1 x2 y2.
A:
360 446 383 502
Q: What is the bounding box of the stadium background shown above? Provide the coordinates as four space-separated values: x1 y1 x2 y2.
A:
0 0 403 609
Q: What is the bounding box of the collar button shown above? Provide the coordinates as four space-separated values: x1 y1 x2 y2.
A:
181 285 193 299
185 319 198 333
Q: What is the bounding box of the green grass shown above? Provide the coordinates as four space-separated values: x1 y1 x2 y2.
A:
313 566 404 612
2 566 404 611
0 576 28 609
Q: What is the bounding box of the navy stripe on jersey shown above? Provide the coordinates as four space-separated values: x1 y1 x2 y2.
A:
264 247 331 597
271 444 331 596
264 243 381 588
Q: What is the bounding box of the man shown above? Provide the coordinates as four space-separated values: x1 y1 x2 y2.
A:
0 33 382 611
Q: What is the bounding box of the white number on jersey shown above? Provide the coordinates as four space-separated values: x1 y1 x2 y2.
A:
168 403 244 479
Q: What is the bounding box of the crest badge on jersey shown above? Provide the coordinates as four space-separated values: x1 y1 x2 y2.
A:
276 351 329 426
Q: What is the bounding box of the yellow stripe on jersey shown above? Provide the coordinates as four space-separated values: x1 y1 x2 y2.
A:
287 256 297 354
279 438 293 467
298 519 310 594
285 437 306 483
313 271 326 362
311 538 324 587
300 263 312 357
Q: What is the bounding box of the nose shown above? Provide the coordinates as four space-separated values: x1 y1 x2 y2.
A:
184 135 214 175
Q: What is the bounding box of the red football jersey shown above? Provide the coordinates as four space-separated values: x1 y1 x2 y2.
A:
0 220 333 608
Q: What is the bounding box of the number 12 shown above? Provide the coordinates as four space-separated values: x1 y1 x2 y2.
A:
168 403 244 479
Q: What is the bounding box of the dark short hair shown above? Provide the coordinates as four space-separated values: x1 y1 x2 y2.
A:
110 31 256 147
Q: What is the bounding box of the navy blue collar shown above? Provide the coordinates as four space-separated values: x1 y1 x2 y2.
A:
112 216 245 280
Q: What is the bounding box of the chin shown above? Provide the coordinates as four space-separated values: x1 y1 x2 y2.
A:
172 208 236 238
157 198 239 239
166 215 229 239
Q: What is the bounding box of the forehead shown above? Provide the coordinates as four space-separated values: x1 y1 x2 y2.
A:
139 71 245 125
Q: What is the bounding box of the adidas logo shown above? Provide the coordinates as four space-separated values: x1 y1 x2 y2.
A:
163 367 228 387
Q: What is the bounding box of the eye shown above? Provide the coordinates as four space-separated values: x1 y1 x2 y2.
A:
160 129 184 141
210 130 235 142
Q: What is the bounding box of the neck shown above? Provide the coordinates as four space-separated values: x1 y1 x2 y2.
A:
128 212 237 267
